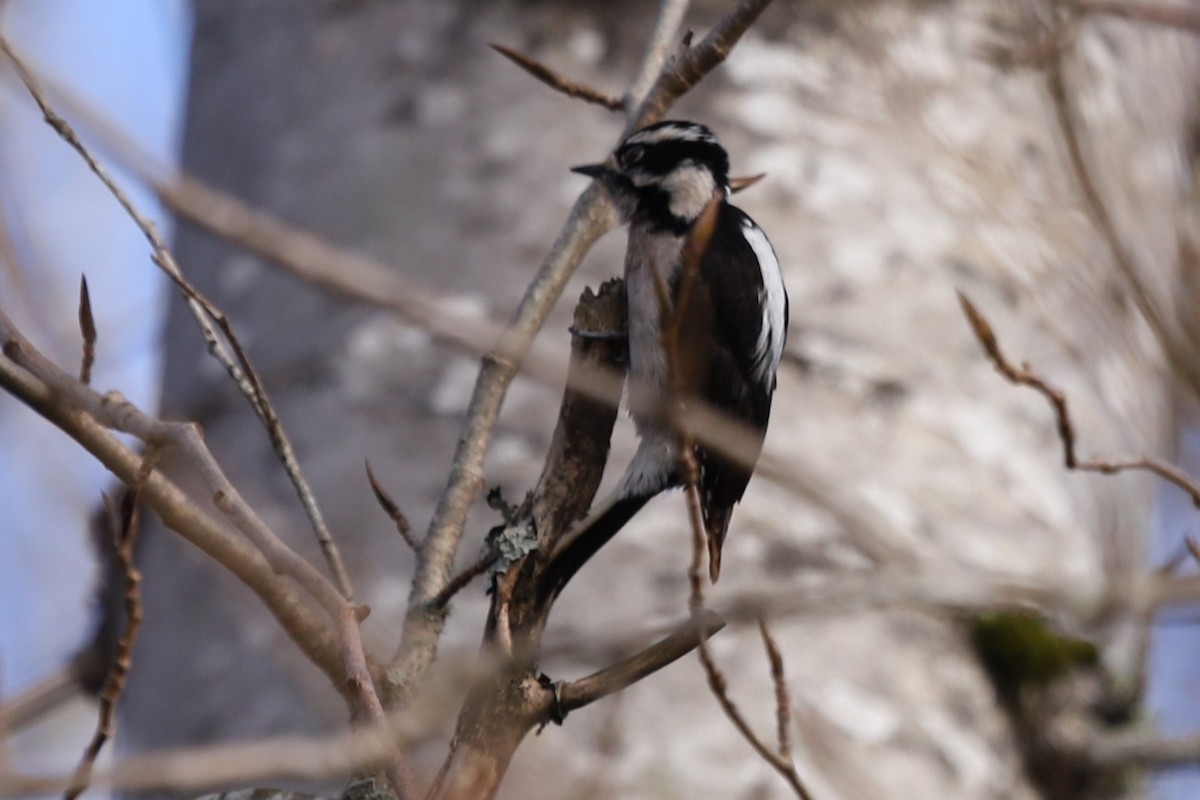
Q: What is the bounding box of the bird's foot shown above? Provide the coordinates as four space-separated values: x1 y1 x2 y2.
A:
536 672 566 731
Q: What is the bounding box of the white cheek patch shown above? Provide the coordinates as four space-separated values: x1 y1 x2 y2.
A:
663 164 716 221
741 219 787 388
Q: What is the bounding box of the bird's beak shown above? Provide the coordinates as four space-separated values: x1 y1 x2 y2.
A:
570 162 611 179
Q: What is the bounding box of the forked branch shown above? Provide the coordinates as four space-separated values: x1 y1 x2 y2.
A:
958 292 1200 507
0 36 355 602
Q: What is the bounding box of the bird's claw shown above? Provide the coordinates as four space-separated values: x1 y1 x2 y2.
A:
536 672 566 731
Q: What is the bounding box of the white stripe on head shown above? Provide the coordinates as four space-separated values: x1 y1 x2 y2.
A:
626 122 718 147
741 219 787 389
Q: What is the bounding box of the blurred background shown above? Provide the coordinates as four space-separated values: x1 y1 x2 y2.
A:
3 1 1200 798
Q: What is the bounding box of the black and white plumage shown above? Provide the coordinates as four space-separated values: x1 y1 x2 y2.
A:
557 120 788 585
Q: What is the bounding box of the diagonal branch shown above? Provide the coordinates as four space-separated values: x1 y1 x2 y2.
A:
557 610 725 714
366 461 419 553
0 349 345 688
64 483 147 800
490 44 622 111
629 0 776 130
76 275 96 385
0 310 411 799
1058 0 1200 32
649 119 811 800
1044 26 1200 403
624 0 692 110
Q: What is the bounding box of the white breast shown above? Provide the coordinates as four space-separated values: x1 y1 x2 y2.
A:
623 229 684 431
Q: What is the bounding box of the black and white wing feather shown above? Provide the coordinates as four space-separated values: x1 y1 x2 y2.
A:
684 203 788 579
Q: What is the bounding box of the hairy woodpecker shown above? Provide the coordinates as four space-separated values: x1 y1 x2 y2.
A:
558 120 789 584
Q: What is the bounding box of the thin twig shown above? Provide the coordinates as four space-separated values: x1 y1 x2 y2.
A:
0 347 349 692
1 721 414 799
624 0 692 110
630 0 777 127
429 551 499 611
557 610 725 714
1045 26 1200 403
758 619 793 761
1088 729 1200 767
1187 537 1200 566
0 37 356 602
1059 0 1200 32
0 311 411 800
958 292 1200 508
688 511 812 798
64 472 150 800
490 44 622 111
365 460 418 553
76 275 95 385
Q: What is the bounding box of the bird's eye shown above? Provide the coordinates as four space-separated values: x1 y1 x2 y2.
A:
623 146 645 167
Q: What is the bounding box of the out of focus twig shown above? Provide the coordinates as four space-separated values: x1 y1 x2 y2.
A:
958 292 1200 508
1044 26 1200 403
759 619 793 761
1060 0 1200 32
395 0 779 699
429 551 499 611
64 476 149 800
558 611 725 714
0 310 411 799
660 192 813 800
365 460 418 553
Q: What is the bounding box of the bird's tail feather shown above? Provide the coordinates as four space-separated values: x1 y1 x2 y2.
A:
541 489 651 602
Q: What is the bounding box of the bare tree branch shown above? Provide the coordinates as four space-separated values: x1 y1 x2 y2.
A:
64 483 148 800
1059 0 1200 32
958 292 1200 508
653 182 814 800
0 313 411 799
365 460 419 553
0 36 356 602
630 0 777 128
423 283 625 800
0 348 346 687
624 0 692 110
1089 729 1200 767
758 619 793 762
1 724 408 799
1044 25 1200 402
0 658 86 735
489 44 622 111
429 551 499 611
557 610 725 714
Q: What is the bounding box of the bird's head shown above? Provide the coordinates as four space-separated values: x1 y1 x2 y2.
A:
572 120 730 234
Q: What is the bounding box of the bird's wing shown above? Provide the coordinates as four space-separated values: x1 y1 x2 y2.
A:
682 203 787 580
